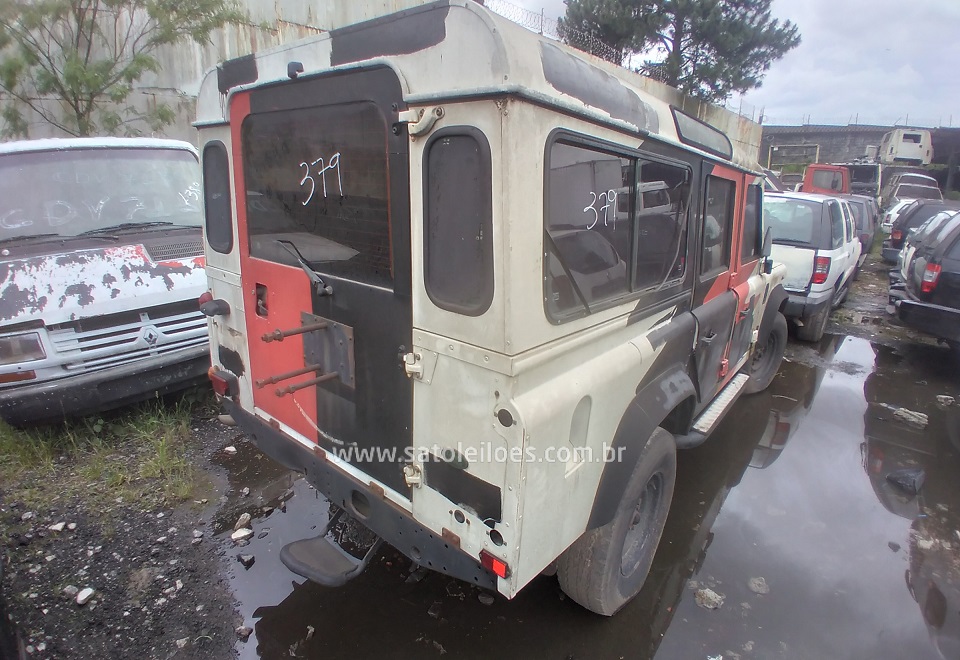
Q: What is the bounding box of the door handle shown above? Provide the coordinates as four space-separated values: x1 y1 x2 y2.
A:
701 332 716 345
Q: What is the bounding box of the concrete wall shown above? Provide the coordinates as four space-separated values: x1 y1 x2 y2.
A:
1 0 431 144
760 125 890 171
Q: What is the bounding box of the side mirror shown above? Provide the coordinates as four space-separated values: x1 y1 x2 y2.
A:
761 227 774 274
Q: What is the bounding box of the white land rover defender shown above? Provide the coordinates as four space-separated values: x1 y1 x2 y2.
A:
196 0 788 616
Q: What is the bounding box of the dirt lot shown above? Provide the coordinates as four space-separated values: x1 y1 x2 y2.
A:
1 250 957 659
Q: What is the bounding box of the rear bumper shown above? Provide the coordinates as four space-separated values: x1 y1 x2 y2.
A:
221 399 498 591
0 347 210 426
894 299 960 343
881 240 901 264
782 288 833 322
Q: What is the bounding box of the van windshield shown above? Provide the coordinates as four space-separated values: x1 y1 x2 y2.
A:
762 197 821 247
0 148 202 242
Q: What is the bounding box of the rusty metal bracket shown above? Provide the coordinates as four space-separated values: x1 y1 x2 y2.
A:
256 363 324 389
262 321 329 343
301 312 355 389
275 371 339 397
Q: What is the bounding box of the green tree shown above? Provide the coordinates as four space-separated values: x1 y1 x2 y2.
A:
0 0 245 137
559 0 661 64
561 0 800 103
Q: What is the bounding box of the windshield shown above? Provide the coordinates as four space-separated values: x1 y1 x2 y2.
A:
763 197 821 247
848 165 878 184
897 184 942 201
0 147 201 242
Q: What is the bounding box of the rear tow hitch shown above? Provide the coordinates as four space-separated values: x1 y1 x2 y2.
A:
279 506 383 587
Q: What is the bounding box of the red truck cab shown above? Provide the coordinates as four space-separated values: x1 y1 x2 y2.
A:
802 164 850 195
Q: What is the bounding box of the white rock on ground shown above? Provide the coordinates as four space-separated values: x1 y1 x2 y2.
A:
224 446 238 454
231 528 254 542
695 587 725 609
234 513 252 531
76 588 95 606
48 522 65 532
747 577 770 595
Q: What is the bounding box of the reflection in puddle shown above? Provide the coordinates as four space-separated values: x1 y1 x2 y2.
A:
216 335 960 659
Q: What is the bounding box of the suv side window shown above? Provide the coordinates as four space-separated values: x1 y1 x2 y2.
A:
544 139 691 322
829 201 844 249
701 176 734 274
741 184 762 263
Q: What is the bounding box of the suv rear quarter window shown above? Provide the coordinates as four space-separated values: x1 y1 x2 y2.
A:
829 201 844 249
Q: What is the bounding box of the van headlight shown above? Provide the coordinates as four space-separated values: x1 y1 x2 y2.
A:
0 333 46 365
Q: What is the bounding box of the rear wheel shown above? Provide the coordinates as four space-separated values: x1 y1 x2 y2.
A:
796 304 829 343
744 312 787 394
557 428 676 616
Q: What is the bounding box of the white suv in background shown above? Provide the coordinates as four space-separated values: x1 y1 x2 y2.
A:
763 192 862 342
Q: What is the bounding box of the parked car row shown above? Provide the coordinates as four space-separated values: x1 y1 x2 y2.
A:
881 199 960 263
888 209 960 357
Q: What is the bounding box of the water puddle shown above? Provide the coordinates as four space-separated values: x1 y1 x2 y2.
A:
215 335 960 659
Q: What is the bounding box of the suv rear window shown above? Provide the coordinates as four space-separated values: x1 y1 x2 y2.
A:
240 101 393 286
897 184 942 201
762 196 821 248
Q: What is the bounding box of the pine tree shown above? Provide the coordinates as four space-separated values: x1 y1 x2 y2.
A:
562 0 800 102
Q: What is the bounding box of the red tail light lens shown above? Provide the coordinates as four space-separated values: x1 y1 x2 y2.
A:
198 291 214 306
811 256 831 285
480 549 510 579
892 230 902 241
208 367 238 397
921 263 941 293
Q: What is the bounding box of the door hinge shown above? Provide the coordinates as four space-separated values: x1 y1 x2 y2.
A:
397 106 444 136
402 352 423 379
719 358 729 378
403 464 423 488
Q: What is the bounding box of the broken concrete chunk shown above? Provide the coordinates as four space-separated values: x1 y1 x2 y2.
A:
231 528 254 542
62 585 79 599
234 513 252 531
695 587 724 609
893 407 928 429
76 587 95 606
224 445 238 455
886 468 925 495
936 395 955 407
240 487 250 498
747 577 770 595
236 626 253 642
917 538 935 551
48 522 65 532
236 554 256 569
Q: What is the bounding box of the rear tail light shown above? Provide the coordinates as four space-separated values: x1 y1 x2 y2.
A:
811 256 831 285
892 229 902 241
479 549 510 579
921 263 942 293
208 367 239 397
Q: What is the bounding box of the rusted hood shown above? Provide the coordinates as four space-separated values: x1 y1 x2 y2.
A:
0 244 206 327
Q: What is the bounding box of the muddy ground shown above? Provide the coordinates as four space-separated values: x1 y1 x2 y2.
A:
3 251 959 659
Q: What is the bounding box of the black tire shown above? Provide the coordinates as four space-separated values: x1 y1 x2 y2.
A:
796 304 829 343
744 312 787 394
557 427 676 616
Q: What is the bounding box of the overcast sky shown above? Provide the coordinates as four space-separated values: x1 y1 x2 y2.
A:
510 0 960 128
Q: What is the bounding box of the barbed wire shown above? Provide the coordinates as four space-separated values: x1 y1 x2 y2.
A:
484 0 622 64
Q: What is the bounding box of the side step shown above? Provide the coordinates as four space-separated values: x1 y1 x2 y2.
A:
280 508 383 587
675 373 751 449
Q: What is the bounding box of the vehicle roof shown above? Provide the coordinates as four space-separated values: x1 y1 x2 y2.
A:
196 0 759 171
765 191 839 205
0 137 198 156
